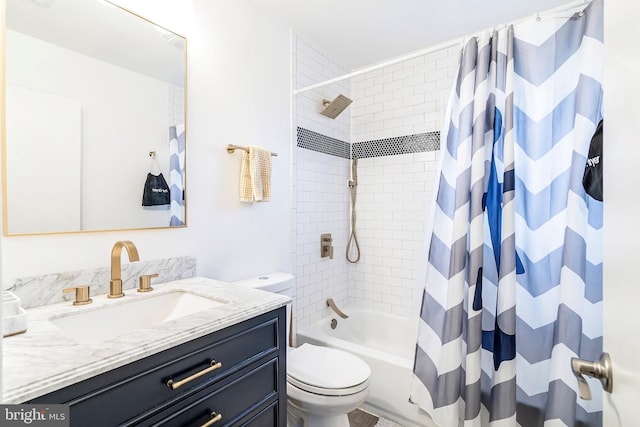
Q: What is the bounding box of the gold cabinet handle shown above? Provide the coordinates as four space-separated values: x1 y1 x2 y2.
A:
200 412 222 427
166 360 222 390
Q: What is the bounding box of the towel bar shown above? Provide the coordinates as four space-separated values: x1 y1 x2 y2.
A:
226 144 278 156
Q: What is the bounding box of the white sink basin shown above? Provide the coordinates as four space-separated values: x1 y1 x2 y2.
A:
50 291 227 345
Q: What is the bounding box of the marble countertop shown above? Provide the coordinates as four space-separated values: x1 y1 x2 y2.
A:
2 277 290 403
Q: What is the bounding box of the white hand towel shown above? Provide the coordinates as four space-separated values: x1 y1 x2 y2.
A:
240 146 272 203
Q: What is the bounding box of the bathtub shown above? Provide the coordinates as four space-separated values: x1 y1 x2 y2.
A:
297 308 436 427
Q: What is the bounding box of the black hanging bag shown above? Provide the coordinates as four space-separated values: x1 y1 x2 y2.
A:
142 173 171 206
582 119 603 201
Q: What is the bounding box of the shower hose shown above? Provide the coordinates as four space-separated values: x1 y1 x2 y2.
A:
346 158 361 263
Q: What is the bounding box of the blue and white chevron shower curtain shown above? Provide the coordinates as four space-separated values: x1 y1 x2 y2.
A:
169 124 186 226
410 1 603 426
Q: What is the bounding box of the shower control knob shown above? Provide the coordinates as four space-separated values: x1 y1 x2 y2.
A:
321 233 334 259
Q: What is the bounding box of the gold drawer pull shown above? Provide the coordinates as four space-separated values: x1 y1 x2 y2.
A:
166 360 222 390
200 412 222 427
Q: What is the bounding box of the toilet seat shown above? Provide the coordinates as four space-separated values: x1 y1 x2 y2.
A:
287 375 369 396
287 343 371 396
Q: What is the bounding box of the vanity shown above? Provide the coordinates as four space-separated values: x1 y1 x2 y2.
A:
2 277 290 426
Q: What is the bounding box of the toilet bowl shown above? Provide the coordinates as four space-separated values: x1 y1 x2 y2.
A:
286 343 370 427
232 273 372 427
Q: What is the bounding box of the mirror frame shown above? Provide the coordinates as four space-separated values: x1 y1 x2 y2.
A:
1 0 188 236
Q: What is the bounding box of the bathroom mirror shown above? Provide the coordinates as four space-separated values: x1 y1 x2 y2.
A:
3 0 187 235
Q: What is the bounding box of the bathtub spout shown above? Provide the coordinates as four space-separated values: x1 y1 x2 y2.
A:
327 298 349 319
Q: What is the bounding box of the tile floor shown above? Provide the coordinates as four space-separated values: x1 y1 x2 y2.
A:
348 408 406 427
374 417 404 427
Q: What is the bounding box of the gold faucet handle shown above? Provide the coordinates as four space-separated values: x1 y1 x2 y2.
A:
63 285 93 306
138 273 159 293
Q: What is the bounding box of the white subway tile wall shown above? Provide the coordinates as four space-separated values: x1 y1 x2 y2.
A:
347 47 458 316
293 33 352 334
293 32 460 331
349 151 439 317
294 33 350 142
169 85 185 126
295 148 351 331
351 47 459 142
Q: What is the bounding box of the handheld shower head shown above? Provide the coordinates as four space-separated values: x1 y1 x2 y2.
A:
320 94 353 119
347 157 360 263
348 157 358 188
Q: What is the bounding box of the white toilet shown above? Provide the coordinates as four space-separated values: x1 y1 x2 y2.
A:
233 273 371 427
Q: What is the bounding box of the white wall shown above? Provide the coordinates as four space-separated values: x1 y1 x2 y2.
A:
186 0 292 280
603 1 640 424
0 0 292 286
6 84 82 234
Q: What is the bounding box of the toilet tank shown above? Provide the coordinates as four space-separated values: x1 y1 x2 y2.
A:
232 272 294 344
231 272 294 297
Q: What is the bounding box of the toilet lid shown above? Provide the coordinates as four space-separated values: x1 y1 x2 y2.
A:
287 343 371 390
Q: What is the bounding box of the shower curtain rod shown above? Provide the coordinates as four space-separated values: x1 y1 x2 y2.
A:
293 38 462 95
292 0 590 96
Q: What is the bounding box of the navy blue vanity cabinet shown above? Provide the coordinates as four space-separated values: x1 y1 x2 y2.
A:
28 308 287 427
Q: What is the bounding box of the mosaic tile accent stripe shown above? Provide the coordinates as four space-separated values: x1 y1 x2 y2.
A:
351 131 440 159
296 127 440 159
297 127 350 159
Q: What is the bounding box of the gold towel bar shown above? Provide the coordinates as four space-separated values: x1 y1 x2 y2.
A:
226 144 278 156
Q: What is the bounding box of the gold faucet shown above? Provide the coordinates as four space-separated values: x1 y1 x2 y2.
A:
109 240 140 298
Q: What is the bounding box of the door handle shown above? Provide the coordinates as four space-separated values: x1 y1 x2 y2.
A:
571 352 613 400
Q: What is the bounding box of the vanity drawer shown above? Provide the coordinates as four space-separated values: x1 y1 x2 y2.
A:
237 401 278 427
29 309 284 427
134 357 279 426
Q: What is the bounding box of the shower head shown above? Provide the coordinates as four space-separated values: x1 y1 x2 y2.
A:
320 94 353 119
